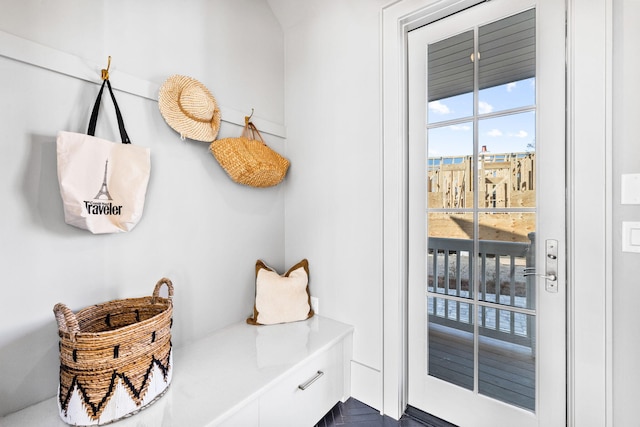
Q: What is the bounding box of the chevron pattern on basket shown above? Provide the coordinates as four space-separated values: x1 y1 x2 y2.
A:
58 349 172 425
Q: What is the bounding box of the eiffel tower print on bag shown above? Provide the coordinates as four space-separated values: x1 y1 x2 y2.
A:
57 76 150 234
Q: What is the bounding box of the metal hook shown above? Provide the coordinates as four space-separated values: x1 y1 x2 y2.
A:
101 56 111 80
244 108 254 125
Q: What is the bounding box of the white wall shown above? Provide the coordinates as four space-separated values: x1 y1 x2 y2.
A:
0 0 285 416
270 0 388 409
612 0 640 425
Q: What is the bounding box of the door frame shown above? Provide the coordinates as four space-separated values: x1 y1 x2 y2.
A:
380 0 613 425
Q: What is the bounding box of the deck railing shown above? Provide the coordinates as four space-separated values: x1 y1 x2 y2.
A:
427 234 535 349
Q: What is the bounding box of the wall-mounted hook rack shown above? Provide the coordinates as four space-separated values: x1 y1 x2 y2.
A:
0 31 286 137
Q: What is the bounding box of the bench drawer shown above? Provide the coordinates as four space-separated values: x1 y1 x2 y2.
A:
259 340 344 427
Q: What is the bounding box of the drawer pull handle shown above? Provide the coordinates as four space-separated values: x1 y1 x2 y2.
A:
298 370 324 390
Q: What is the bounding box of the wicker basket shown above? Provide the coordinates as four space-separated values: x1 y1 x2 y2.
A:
53 278 174 426
210 121 289 188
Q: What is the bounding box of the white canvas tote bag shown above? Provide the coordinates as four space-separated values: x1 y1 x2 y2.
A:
57 79 150 234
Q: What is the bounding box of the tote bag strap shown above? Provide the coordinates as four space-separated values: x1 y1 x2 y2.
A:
87 79 131 144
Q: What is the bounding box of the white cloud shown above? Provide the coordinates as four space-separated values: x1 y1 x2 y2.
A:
506 82 517 92
449 124 471 131
429 100 450 114
487 129 503 137
479 101 493 114
509 130 528 138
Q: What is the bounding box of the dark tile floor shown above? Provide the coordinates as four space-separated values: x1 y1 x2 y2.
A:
315 398 457 427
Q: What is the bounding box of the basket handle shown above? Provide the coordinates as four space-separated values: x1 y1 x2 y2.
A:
152 278 174 304
53 303 80 340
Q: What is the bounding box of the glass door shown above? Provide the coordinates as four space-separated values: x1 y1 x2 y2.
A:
407 0 566 426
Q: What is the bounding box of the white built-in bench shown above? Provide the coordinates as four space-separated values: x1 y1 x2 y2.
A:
1 315 354 427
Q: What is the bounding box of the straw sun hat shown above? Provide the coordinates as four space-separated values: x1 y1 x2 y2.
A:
158 75 221 142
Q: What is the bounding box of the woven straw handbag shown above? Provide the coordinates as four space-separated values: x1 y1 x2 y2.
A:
210 121 289 188
52 278 174 426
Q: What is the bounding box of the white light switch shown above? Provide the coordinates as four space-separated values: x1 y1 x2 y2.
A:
621 174 640 204
622 222 640 253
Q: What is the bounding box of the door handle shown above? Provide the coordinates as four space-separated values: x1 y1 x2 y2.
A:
523 239 559 293
524 269 557 282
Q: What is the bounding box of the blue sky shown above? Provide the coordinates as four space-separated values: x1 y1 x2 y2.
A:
427 78 536 158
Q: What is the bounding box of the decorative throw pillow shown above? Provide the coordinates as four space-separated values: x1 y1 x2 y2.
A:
246 259 314 325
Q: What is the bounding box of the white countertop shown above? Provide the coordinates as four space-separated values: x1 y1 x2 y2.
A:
0 315 354 427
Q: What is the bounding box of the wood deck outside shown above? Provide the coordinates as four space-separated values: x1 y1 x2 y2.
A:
428 322 536 411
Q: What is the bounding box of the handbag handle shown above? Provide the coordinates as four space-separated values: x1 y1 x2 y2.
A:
243 121 266 144
87 79 131 144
